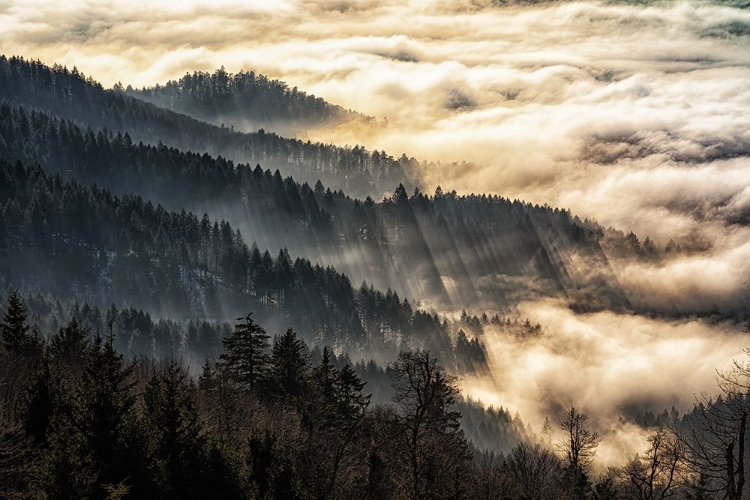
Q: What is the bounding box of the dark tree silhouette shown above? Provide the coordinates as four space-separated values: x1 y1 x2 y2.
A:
220 313 270 391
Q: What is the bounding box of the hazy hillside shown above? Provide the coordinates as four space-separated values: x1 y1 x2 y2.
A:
0 56 415 200
0 98 636 313
129 66 374 138
2 0 750 497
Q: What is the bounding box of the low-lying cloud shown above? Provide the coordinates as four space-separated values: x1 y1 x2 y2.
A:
462 299 750 465
4 0 750 461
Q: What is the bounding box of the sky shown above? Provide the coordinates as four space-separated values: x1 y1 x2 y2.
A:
4 0 750 460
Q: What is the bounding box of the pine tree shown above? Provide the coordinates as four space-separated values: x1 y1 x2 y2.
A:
269 328 309 397
143 359 204 499
336 364 370 421
79 333 139 491
41 412 96 500
0 290 39 356
22 351 59 445
49 317 88 376
219 313 270 390
312 347 337 401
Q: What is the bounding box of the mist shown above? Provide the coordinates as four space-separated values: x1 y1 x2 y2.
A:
4 0 749 312
4 0 750 465
462 298 750 466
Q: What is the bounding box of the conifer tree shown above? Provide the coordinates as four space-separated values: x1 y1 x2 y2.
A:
337 364 369 421
79 333 139 491
0 291 29 348
41 412 96 500
219 313 270 390
49 317 88 377
143 359 204 499
269 328 309 397
0 290 40 356
311 347 337 402
22 351 59 445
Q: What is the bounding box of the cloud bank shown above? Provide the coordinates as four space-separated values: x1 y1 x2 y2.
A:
462 299 749 465
4 0 750 459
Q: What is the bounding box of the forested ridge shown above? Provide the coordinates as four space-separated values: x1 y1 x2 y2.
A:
2 51 749 500
0 55 415 199
3 291 750 500
128 66 373 137
0 98 647 313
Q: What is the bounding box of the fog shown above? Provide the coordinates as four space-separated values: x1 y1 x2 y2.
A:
4 0 750 462
4 0 749 305
462 299 750 466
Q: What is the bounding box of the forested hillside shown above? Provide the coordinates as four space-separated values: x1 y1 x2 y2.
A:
1 50 746 500
0 99 638 312
0 56 414 199
129 66 372 137
0 160 459 363
2 289 747 500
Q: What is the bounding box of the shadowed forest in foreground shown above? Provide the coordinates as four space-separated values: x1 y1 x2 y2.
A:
2 291 750 500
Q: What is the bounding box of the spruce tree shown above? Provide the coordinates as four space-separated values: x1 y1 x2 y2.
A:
22 351 59 445
0 290 39 356
219 313 270 390
312 347 337 402
0 291 28 347
143 360 204 499
41 412 96 500
269 328 309 397
49 317 88 377
79 333 139 492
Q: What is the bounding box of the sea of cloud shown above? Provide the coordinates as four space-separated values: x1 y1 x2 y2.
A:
461 298 750 465
4 0 750 461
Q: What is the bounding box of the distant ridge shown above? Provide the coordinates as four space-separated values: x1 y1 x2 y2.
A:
128 66 374 137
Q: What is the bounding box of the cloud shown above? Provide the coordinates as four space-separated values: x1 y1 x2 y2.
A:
5 0 750 462
462 298 750 465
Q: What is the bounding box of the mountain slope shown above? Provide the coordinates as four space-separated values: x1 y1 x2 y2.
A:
128 66 373 137
0 159 471 364
0 100 633 312
0 55 415 199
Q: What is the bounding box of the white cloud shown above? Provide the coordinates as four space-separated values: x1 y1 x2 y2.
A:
4 0 750 459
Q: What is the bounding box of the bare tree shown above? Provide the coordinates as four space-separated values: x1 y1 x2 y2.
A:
556 406 601 499
668 350 750 500
505 442 564 500
612 428 686 500
388 349 470 500
472 452 507 500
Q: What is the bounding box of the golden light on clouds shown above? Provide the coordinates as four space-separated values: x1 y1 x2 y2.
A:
5 0 750 460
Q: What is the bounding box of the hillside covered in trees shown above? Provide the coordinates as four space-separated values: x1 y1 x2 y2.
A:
1 50 749 500
3 290 750 500
0 78 648 314
128 66 373 137
0 56 414 200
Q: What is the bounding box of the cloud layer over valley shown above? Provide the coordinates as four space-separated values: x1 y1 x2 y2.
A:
4 0 750 459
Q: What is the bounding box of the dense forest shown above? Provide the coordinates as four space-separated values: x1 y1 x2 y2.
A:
0 97 650 313
2 291 750 500
1 51 749 500
0 56 414 200
129 66 373 137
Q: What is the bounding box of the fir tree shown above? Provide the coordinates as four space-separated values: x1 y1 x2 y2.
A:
0 290 39 356
41 412 96 500
50 317 88 377
269 328 309 397
219 313 270 390
79 333 139 492
143 359 204 499
22 351 59 445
